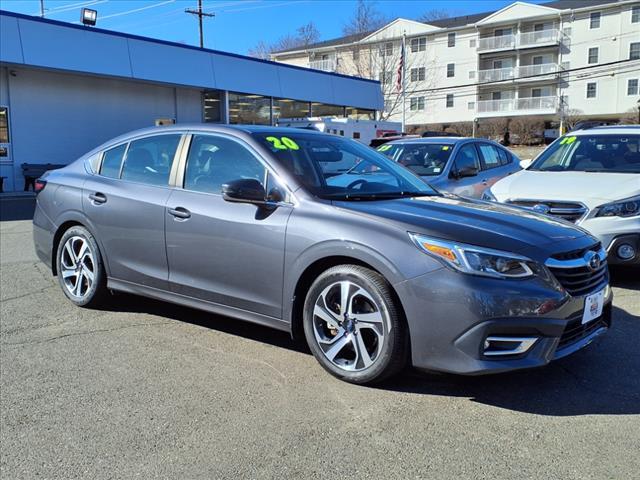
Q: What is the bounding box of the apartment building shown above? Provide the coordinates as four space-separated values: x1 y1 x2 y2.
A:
272 0 640 134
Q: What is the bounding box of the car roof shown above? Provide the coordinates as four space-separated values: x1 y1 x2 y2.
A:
571 125 640 135
385 137 474 145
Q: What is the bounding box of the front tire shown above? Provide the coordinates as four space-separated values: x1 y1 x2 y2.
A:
56 226 108 308
303 265 408 384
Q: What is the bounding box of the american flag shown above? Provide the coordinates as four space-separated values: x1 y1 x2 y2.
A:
396 37 405 93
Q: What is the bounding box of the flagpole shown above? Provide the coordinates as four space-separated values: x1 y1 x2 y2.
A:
401 32 406 133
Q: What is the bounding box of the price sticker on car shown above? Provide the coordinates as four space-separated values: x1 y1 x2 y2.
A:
582 288 604 324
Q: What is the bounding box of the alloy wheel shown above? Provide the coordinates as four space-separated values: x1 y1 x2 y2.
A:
312 280 389 372
60 236 95 299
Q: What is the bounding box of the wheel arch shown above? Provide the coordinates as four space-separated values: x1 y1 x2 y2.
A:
287 253 408 346
51 214 108 277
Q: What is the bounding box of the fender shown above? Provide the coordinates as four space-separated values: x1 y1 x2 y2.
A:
282 239 406 326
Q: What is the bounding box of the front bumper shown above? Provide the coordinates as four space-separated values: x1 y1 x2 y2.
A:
395 267 612 375
580 216 640 266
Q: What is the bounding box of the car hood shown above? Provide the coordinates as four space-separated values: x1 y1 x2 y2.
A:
491 171 640 207
333 194 589 257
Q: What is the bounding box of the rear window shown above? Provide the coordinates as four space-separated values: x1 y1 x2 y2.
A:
377 143 454 176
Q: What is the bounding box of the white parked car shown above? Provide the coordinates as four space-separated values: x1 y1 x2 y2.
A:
483 126 640 266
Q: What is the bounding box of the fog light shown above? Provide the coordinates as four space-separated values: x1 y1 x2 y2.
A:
616 243 636 260
483 336 538 356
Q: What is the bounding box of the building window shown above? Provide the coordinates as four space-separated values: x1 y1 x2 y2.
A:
353 132 361 139
410 97 425 111
346 107 375 120
410 37 426 52
628 79 639 95
447 63 455 78
446 94 454 108
633 5 640 23
590 12 601 29
311 103 345 117
469 39 476 48
203 91 222 123
469 71 475 79
380 42 393 57
410 67 426 82
273 98 311 121
588 47 599 64
448 32 456 47
586 82 597 98
630 42 640 60
228 92 271 125
379 71 392 85
467 101 475 110
0 107 9 145
352 49 360 61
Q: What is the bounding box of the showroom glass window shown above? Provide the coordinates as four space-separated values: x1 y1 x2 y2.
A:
229 92 271 125
120 135 181 186
183 134 266 194
203 91 222 123
346 108 375 120
273 99 310 121
311 103 345 117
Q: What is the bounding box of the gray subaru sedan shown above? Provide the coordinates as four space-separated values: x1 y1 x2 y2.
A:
33 125 611 384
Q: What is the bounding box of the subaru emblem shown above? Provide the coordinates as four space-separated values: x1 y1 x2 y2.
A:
532 203 550 215
586 251 601 271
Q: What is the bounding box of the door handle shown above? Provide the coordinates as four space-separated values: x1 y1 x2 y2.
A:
481 179 488 184
168 207 191 219
89 192 107 204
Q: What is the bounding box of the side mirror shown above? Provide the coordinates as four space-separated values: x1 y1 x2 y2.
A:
519 159 532 169
222 178 267 205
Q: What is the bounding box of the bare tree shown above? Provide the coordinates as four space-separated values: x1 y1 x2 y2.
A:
563 108 585 131
478 118 509 142
342 0 387 36
509 117 545 145
249 22 320 59
620 105 640 124
418 9 450 23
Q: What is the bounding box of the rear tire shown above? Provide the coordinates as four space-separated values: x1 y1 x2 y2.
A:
303 265 408 384
56 226 108 308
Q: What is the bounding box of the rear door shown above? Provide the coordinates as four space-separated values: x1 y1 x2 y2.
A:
164 133 293 318
477 142 517 190
83 133 183 289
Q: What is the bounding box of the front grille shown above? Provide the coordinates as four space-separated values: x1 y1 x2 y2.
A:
507 199 587 223
558 306 611 349
546 244 608 296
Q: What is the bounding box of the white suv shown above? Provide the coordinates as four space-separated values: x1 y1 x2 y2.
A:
484 126 640 266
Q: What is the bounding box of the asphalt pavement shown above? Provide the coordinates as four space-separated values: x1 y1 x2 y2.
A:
1 219 639 479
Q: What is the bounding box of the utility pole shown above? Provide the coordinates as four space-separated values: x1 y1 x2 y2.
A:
40 0 45 17
185 0 215 49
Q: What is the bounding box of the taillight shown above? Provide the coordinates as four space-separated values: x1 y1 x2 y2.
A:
34 179 47 194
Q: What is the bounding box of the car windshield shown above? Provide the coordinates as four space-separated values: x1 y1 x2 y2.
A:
376 143 454 176
252 132 438 200
529 134 640 173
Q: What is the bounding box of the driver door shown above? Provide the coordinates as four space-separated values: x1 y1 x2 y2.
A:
165 133 293 319
448 143 482 197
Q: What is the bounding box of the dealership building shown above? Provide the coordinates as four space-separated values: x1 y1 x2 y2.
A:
0 10 383 193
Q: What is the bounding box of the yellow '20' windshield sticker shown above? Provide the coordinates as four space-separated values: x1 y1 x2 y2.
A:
266 136 300 150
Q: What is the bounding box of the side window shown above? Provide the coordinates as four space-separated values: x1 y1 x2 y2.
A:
453 144 480 175
100 143 127 178
478 144 501 170
497 147 511 165
184 134 266 194
121 134 181 186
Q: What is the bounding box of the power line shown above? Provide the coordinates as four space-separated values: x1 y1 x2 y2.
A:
185 0 215 49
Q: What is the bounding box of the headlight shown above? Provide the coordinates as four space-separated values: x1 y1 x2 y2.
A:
481 189 497 202
595 195 640 218
409 233 537 279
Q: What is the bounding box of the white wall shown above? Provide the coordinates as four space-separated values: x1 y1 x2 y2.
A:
3 67 202 191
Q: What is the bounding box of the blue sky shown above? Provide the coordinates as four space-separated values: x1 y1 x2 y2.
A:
1 0 547 55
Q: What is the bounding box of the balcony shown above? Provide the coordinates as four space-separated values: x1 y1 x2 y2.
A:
477 28 561 53
309 58 336 72
476 96 558 117
478 34 516 53
516 63 559 80
519 28 560 49
478 67 515 83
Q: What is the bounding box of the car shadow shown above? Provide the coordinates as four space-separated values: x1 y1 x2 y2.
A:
610 266 640 291
105 293 639 417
